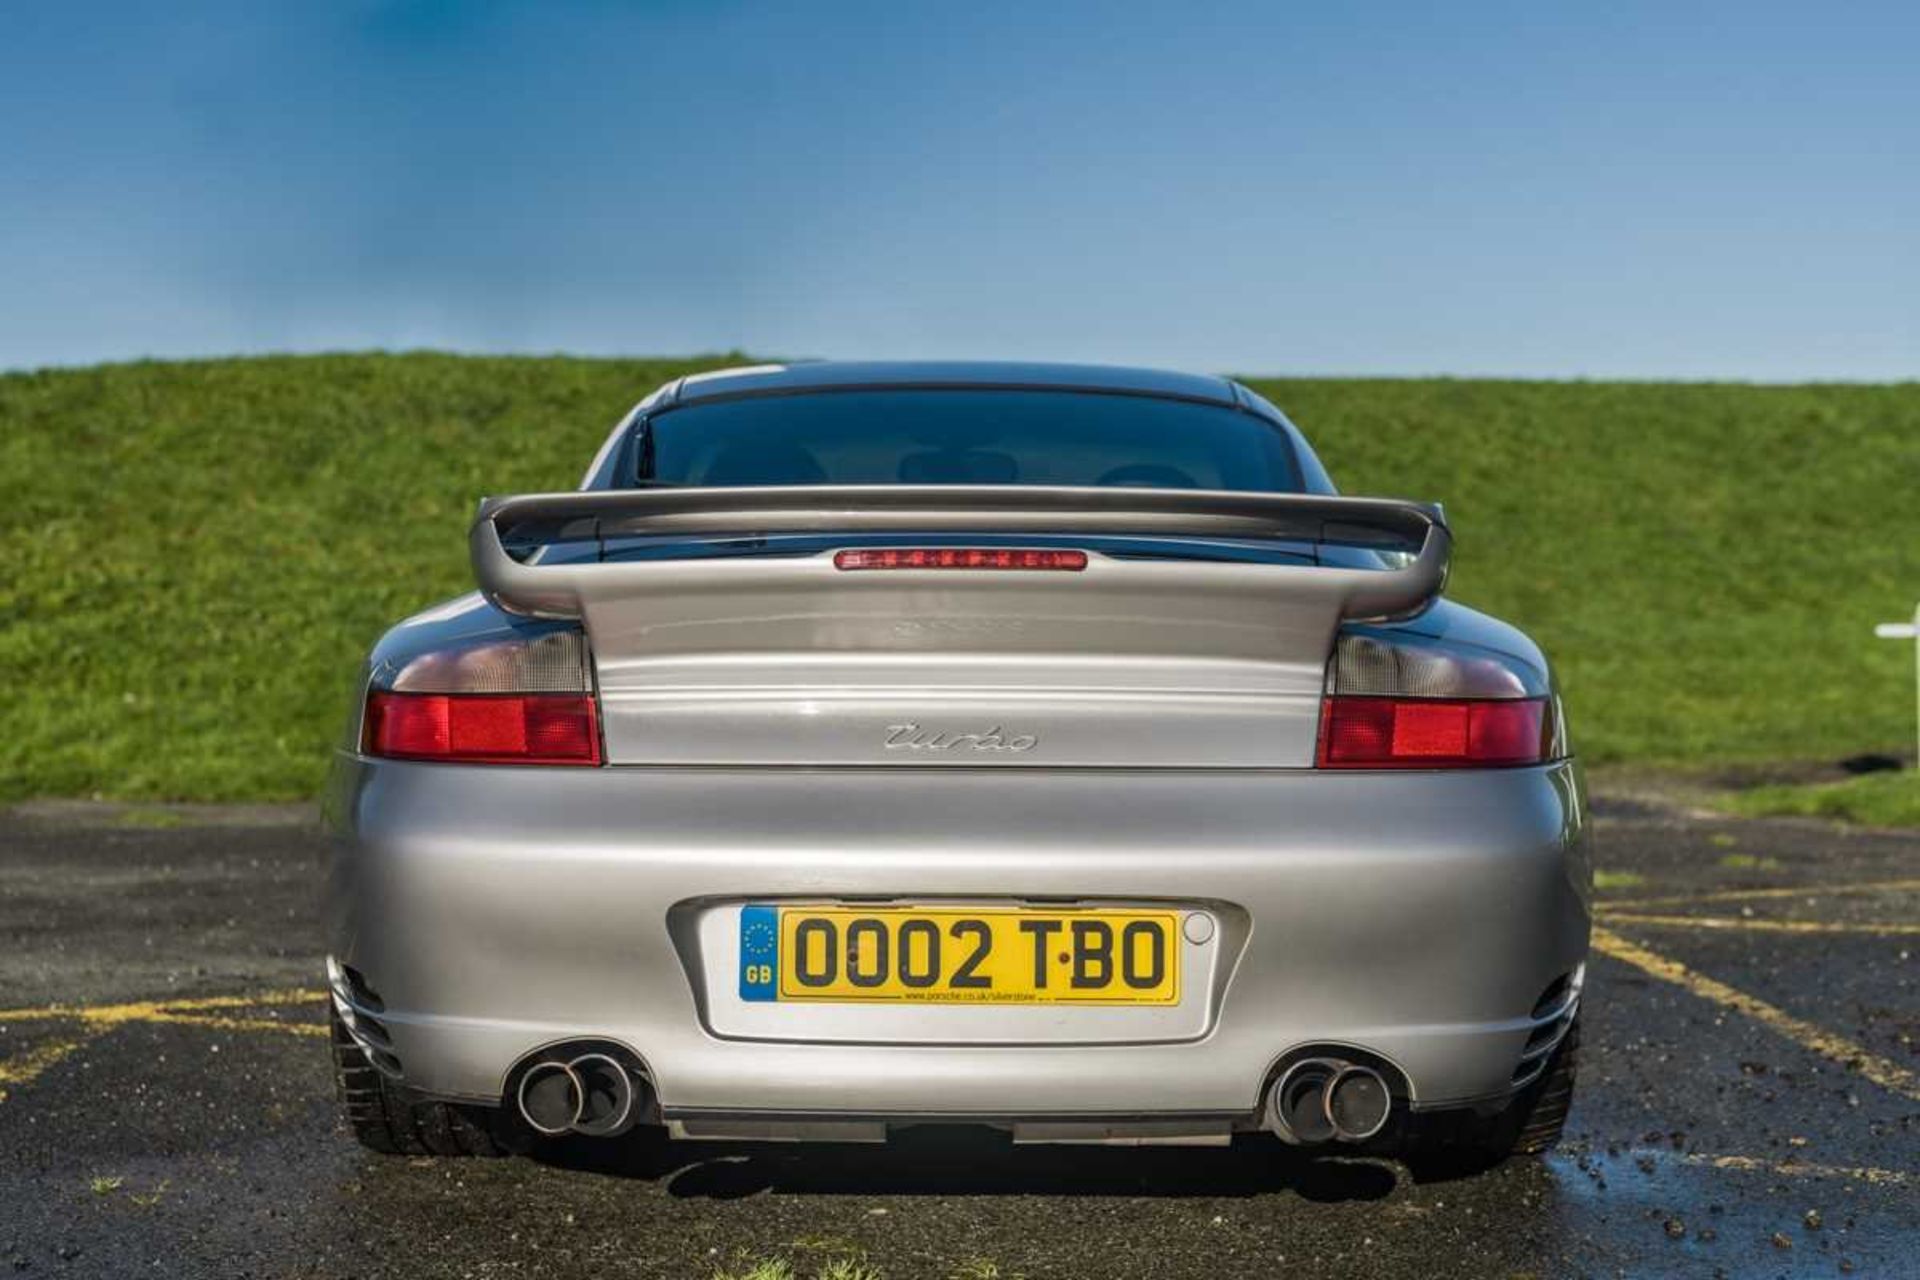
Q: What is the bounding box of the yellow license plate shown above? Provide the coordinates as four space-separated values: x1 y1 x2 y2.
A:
738 905 1179 1004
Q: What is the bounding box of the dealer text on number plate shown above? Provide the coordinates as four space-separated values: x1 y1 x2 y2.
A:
738 905 1179 1004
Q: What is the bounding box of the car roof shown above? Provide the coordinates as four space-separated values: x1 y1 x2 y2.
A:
669 360 1240 407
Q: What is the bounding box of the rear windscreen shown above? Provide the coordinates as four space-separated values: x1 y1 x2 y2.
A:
638 389 1303 492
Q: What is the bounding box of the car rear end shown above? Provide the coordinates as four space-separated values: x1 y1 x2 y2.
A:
325 473 1589 1156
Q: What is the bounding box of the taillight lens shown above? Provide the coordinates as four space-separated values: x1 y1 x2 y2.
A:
1317 695 1551 769
363 692 602 766
385 629 592 693
360 624 602 766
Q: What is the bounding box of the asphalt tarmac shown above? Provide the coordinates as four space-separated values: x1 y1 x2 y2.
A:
1 789 1915 1279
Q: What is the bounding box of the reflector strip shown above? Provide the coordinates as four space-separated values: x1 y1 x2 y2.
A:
363 692 602 766
1317 696 1549 769
833 548 1088 571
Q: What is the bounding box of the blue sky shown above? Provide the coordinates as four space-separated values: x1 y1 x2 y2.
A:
3 1 1916 379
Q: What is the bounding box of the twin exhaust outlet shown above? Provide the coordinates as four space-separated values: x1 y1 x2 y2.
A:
1268 1057 1393 1145
515 1052 649 1139
515 1047 1389 1146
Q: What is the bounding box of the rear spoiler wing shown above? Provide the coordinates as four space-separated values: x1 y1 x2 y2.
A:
470 485 1451 623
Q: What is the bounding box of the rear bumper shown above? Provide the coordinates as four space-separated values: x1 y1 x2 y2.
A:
324 756 1590 1126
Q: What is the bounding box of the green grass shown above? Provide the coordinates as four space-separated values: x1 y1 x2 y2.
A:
0 352 740 801
1247 377 1918 769
710 1254 884 1280
1716 851 1784 871
112 807 192 830
2 355 1916 802
1715 772 1920 828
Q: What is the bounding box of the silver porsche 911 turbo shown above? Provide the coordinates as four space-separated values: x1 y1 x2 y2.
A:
325 361 1588 1165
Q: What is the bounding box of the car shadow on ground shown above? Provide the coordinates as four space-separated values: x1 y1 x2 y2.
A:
525 1126 1497 1201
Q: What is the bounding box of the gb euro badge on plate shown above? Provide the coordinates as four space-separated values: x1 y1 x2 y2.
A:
739 904 779 1001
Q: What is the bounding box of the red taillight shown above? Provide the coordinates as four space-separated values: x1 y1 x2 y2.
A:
363 692 602 766
833 547 1088 571
1317 696 1550 769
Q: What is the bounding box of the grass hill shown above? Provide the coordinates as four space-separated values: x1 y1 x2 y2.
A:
1 353 1914 805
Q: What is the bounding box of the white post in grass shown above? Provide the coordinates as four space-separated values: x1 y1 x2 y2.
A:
1877 602 1920 770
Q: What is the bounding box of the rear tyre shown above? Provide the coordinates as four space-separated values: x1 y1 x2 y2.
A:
1404 1018 1579 1169
330 1006 505 1157
1504 1018 1580 1156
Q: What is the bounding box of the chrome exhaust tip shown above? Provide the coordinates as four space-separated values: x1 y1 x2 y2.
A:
1324 1064 1392 1142
1269 1058 1344 1145
1269 1057 1396 1145
516 1060 584 1136
568 1052 640 1139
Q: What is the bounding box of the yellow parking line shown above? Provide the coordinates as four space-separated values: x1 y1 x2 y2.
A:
1608 877 1920 912
153 1012 329 1039
1590 927 1920 1103
1603 911 1920 937
0 1028 110 1102
0 988 325 1025
0 988 329 1103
